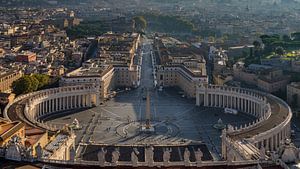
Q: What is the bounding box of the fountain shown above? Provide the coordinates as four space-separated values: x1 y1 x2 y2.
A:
213 118 226 130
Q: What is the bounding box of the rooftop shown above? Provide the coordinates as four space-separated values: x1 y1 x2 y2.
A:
289 82 300 89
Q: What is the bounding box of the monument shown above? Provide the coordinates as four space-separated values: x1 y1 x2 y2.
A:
141 90 155 133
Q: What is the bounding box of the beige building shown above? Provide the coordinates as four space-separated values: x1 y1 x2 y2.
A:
157 65 207 98
61 33 141 102
257 69 290 93
234 63 290 93
155 36 208 98
60 59 140 101
287 82 300 108
0 70 23 93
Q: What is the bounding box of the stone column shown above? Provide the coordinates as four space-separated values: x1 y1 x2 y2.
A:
56 98 59 111
222 95 224 107
70 96 73 108
44 100 47 114
196 93 200 106
52 99 55 112
274 134 278 150
266 138 269 151
87 95 91 107
219 94 222 107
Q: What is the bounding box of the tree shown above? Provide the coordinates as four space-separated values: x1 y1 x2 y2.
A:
133 16 147 33
253 40 261 49
291 32 300 41
282 34 291 42
12 74 50 95
33 74 50 89
12 76 38 95
275 46 284 56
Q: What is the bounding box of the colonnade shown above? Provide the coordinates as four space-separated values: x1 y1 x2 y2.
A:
196 85 292 157
16 85 100 130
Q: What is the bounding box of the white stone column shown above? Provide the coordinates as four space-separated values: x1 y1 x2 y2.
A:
51 99 55 112
56 98 59 111
44 101 47 113
271 136 274 151
214 94 217 107
221 95 224 107
196 93 200 106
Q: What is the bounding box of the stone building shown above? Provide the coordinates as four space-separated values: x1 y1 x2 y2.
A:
0 69 23 93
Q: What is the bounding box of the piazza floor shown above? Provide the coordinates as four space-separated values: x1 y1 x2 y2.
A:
45 87 256 160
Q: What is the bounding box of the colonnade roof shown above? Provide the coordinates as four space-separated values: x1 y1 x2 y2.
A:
229 96 290 140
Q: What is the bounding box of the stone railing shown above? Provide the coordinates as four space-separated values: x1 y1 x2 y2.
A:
39 158 270 167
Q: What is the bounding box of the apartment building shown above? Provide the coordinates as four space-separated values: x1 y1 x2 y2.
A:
0 70 23 93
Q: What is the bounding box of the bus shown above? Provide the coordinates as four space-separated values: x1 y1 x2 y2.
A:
224 108 238 115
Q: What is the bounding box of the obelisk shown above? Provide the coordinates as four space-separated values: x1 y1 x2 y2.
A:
145 90 151 129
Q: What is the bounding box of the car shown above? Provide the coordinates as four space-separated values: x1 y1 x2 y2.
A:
181 95 185 98
158 86 163 92
142 96 147 100
224 108 238 115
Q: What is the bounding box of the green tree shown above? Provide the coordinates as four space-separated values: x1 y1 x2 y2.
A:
33 74 50 89
253 40 261 49
133 16 147 33
12 74 50 95
12 76 39 95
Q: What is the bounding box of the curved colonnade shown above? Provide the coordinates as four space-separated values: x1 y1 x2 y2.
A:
4 85 99 131
3 84 292 164
196 85 292 153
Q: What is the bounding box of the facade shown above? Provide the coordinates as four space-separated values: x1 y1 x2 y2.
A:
60 61 141 101
257 69 290 93
233 63 290 92
16 51 37 63
155 36 208 98
287 82 300 108
0 70 23 93
157 65 207 98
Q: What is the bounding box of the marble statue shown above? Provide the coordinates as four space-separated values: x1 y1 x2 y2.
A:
131 148 139 167
195 148 203 166
97 148 107 167
146 146 154 165
278 139 298 163
163 148 172 166
184 148 190 166
260 146 266 160
111 148 120 165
